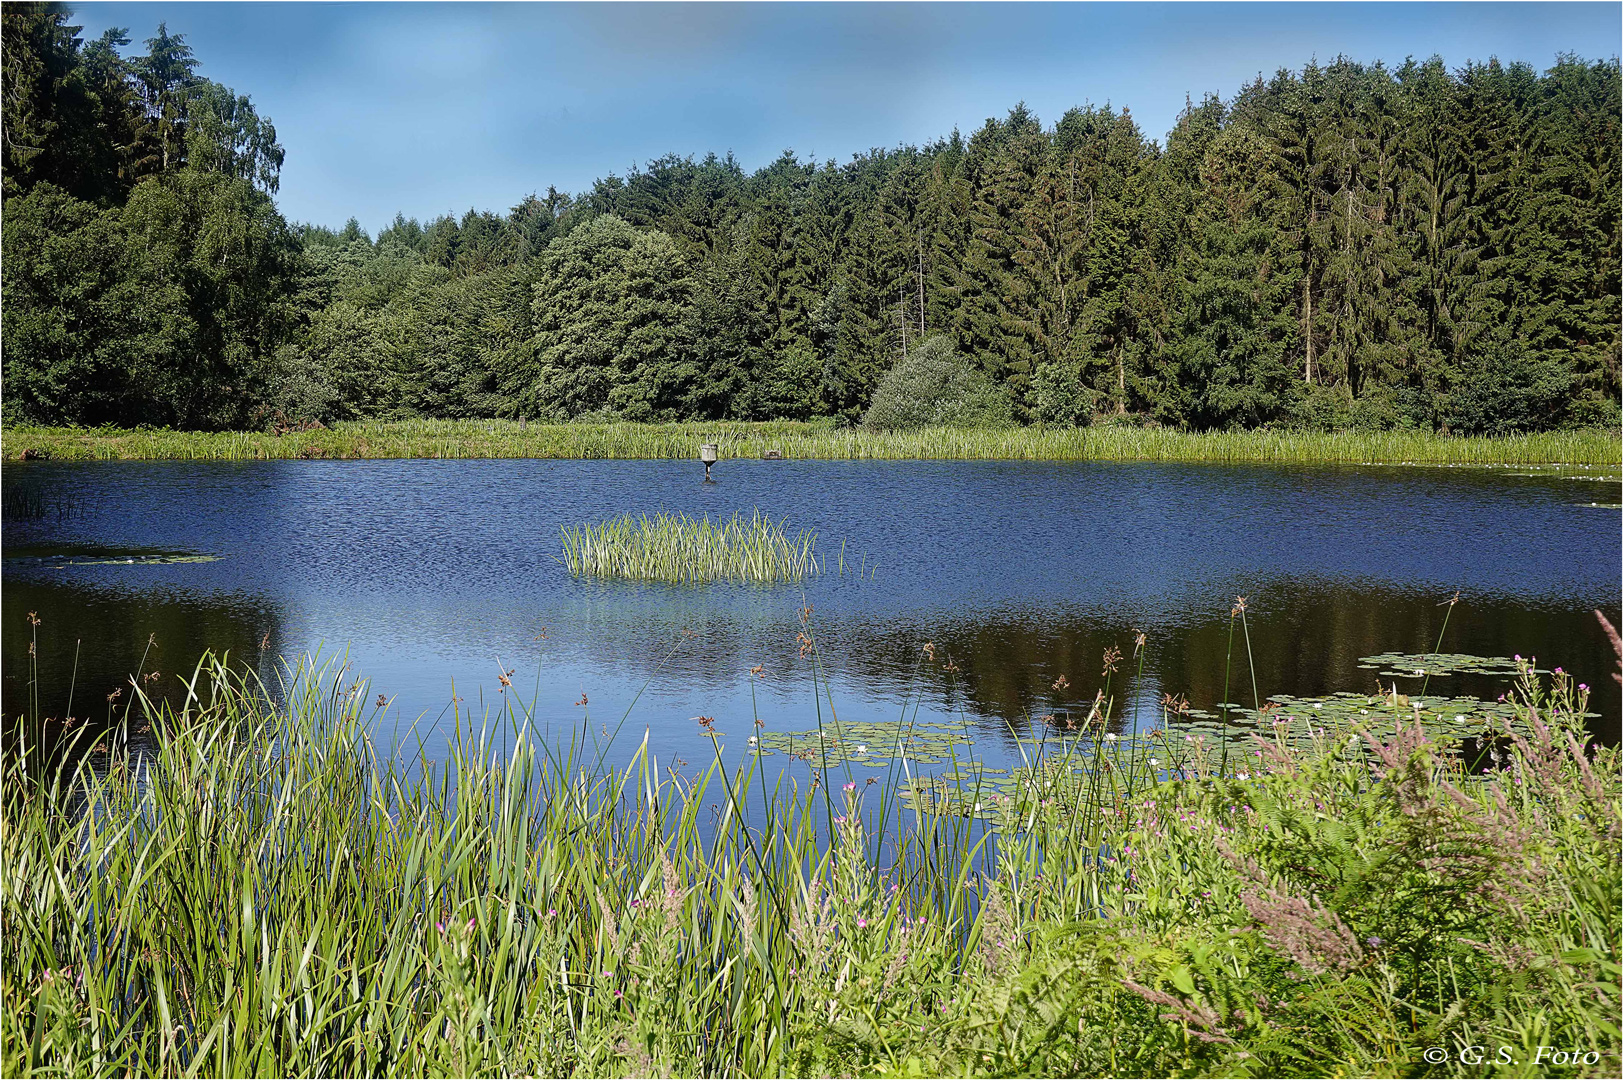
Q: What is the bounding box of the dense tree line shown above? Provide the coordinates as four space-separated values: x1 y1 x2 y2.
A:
3 5 293 428
4 4 1618 432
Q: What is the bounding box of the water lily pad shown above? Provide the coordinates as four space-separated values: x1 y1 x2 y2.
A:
1357 651 1543 678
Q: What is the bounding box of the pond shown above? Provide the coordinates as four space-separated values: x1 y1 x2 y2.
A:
3 458 1619 782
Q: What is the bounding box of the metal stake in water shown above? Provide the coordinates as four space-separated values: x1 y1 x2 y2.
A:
700 442 718 483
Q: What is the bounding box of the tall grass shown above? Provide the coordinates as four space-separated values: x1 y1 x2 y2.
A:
5 631 1618 1078
0 484 80 522
560 510 820 583
7 420 1618 467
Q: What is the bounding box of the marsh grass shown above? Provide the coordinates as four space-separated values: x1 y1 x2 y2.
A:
3 631 1619 1078
7 420 1618 468
1 484 80 522
560 510 819 583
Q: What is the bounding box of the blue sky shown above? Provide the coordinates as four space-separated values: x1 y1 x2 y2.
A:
67 2 1621 233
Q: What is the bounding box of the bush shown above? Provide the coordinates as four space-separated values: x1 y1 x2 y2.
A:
1441 340 1574 435
265 345 342 425
1032 360 1097 426
862 336 1013 431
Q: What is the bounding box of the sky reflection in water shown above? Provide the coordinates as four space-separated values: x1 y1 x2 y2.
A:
4 458 1618 770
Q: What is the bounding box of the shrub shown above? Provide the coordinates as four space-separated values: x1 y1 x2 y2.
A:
1442 340 1574 435
265 345 342 425
862 336 1013 431
1032 360 1097 426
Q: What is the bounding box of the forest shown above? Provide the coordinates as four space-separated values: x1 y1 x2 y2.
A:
4 4 1619 434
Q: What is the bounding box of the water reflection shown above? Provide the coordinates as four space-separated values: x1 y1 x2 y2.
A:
4 459 1618 766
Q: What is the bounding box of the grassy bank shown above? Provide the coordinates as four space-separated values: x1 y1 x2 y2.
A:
5 640 1618 1078
5 419 1619 467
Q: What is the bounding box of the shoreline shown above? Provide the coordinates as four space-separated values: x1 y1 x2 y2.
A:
5 420 1620 468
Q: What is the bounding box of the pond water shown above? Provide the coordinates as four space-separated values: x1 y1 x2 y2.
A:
3 458 1619 779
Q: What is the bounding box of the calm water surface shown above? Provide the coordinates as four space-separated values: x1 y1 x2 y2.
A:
4 459 1619 771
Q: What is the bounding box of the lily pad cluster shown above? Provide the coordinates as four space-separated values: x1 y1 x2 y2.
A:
898 688 1593 824
1356 652 1538 678
898 738 1174 820
747 719 972 767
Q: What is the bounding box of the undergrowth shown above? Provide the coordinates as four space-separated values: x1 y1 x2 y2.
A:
3 621 1618 1078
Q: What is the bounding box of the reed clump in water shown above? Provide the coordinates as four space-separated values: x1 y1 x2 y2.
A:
4 637 1618 1078
560 509 819 583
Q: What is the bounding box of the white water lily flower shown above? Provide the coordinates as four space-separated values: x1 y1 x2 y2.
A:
1148 758 1159 767
1104 733 1118 742
856 744 868 755
747 736 758 745
1453 715 1466 723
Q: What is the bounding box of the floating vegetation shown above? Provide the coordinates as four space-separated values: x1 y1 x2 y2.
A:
3 545 221 568
881 686 1597 822
748 719 972 766
55 553 221 567
1500 464 1623 483
560 509 819 583
1357 651 1541 678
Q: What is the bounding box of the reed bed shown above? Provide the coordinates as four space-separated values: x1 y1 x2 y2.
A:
6 420 1618 468
4 632 1619 1078
560 510 819 584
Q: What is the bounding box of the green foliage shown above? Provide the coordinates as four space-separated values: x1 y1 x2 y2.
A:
1 7 293 428
3 638 1617 1077
2 10 1618 432
1441 339 1577 436
862 335 1013 431
1032 359 1099 426
264 344 342 425
0 184 187 426
514 214 696 421
115 170 301 427
181 79 285 194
